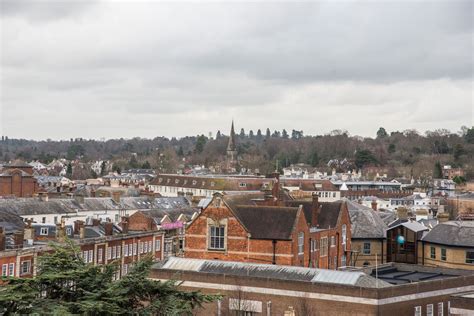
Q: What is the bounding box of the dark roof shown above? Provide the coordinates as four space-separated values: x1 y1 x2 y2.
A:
372 265 458 285
232 205 300 240
285 200 343 229
422 221 474 247
139 207 198 224
0 209 25 233
3 160 32 168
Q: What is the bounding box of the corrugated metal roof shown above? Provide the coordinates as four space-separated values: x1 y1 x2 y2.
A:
156 257 390 288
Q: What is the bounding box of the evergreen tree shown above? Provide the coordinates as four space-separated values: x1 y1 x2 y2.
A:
249 130 254 139
282 129 289 139
465 127 474 144
239 128 246 138
265 128 271 138
256 129 263 140
195 135 207 154
141 160 151 169
0 240 218 315
215 130 222 139
433 161 442 178
354 149 377 168
66 163 73 178
376 127 388 139
388 143 396 154
100 161 107 176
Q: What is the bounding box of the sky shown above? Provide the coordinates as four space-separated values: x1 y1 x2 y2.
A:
0 0 473 140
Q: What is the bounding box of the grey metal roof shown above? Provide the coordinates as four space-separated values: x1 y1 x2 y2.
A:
422 221 474 247
345 199 387 239
391 221 429 233
157 257 391 288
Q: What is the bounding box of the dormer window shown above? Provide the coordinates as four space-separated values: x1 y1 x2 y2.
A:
210 181 215 187
192 180 197 185
239 183 247 187
40 227 49 235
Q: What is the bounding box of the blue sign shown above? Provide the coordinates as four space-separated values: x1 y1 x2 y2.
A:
397 235 405 245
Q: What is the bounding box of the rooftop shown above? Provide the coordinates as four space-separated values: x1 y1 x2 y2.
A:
155 257 390 288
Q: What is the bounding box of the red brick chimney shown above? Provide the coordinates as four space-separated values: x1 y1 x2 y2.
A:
13 231 24 248
104 221 114 236
92 218 101 227
371 200 377 211
311 193 321 227
271 173 280 201
0 227 6 251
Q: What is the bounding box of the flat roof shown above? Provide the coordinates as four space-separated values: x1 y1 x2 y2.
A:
371 265 460 285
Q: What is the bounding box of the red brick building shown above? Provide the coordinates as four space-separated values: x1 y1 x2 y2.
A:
0 161 38 197
185 193 310 266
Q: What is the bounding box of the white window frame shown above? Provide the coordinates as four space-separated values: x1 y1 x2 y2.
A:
20 261 31 275
363 242 371 255
40 227 49 236
8 263 14 277
88 250 93 263
2 264 7 276
124 244 129 257
427 304 433 316
107 247 112 260
133 243 137 255
209 225 226 250
414 306 422 316
437 302 443 316
112 246 116 259
98 248 103 263
298 232 304 254
117 245 121 258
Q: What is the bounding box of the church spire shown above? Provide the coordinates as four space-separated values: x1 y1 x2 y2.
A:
227 120 236 152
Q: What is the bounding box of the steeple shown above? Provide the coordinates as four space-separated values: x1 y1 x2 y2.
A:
227 120 236 152
226 120 238 170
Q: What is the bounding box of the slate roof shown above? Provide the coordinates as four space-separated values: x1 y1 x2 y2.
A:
390 221 429 233
232 205 300 240
139 207 198 224
0 196 192 216
344 199 387 239
0 209 25 233
422 221 474 247
156 257 391 288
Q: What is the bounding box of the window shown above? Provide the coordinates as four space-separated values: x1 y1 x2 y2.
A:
330 236 336 247
239 182 247 187
414 306 422 316
155 239 161 251
441 248 446 261
430 246 436 259
83 251 88 262
20 261 31 275
107 247 112 260
66 227 72 235
139 242 143 254
363 242 371 255
341 254 347 267
54 216 58 224
133 243 137 255
209 226 225 250
298 232 304 254
124 244 129 257
342 225 347 244
117 246 121 258
40 227 49 236
88 250 93 263
98 248 103 263
427 304 433 316
8 263 14 277
2 264 7 276
149 240 153 252
123 264 128 276
112 246 116 259
42 217 46 223
144 241 148 253
320 237 328 256
437 302 443 316
466 251 474 264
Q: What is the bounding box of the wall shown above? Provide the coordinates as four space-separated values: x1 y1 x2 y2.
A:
351 239 386 267
421 242 474 271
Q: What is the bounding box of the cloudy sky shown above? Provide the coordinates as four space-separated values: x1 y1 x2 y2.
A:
0 0 472 140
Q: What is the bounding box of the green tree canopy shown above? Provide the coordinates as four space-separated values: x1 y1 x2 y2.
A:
376 127 388 139
354 149 377 168
0 240 218 315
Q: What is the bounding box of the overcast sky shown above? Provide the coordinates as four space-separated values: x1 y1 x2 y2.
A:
0 0 472 140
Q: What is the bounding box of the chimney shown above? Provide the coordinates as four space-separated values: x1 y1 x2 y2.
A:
104 221 114 236
90 190 96 198
112 191 121 204
270 173 280 201
437 213 450 223
397 207 408 220
24 220 35 244
39 192 49 202
56 219 66 242
177 191 185 197
13 231 24 248
0 227 5 251
92 218 101 227
79 226 85 239
311 193 321 227
74 220 84 235
120 216 129 234
371 200 377 211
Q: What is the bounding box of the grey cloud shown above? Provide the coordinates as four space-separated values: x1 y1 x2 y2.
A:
0 0 97 21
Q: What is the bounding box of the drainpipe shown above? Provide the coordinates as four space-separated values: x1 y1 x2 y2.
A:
336 233 340 269
421 240 425 265
381 239 384 264
272 239 277 265
308 237 312 267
